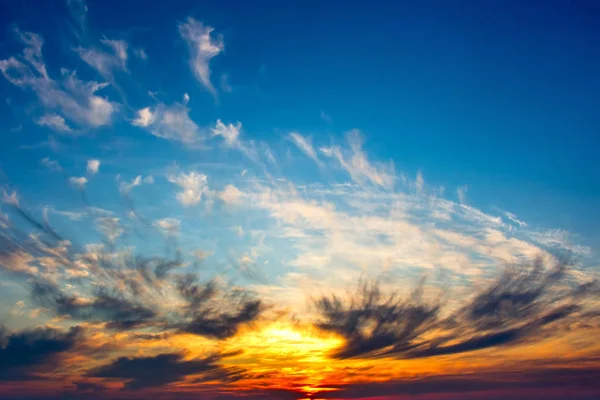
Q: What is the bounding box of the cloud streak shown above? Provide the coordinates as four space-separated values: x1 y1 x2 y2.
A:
178 17 224 97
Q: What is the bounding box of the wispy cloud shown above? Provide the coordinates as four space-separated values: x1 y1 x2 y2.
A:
40 157 62 172
320 129 395 190
0 30 118 131
132 98 201 145
35 114 72 133
289 132 322 165
212 119 241 147
178 17 224 97
457 185 468 204
118 175 154 193
76 38 129 80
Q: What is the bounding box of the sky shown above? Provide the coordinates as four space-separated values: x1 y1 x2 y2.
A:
0 0 599 399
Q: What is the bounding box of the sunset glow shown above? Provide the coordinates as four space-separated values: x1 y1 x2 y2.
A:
1 1 600 399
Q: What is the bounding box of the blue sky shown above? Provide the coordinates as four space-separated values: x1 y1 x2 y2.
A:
1 0 599 325
2 1 600 399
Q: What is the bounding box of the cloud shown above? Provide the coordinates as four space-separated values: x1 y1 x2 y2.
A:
320 130 395 190
118 175 153 193
133 47 148 60
49 209 87 221
36 114 72 133
220 73 232 92
211 120 265 164
314 258 599 360
131 107 155 127
457 185 468 204
0 30 118 130
416 170 425 193
76 38 128 79
0 325 82 381
69 176 88 188
316 367 600 399
212 119 241 147
168 171 209 206
175 275 263 339
219 184 244 205
178 17 224 97
289 132 321 165
66 0 88 40
132 101 201 145
40 157 62 172
87 352 240 389
31 281 157 331
320 110 332 124
2 190 19 206
87 159 100 175
154 218 181 234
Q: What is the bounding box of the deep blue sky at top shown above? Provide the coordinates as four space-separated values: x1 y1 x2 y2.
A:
1 0 600 238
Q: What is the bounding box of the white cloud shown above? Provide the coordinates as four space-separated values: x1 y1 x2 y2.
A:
69 176 87 188
416 170 424 193
168 171 209 206
262 142 277 165
118 175 153 193
76 38 128 79
96 216 122 242
154 217 181 234
504 211 527 227
320 130 395 190
87 159 100 175
219 184 244 205
211 120 264 164
51 209 87 221
530 229 591 256
212 119 241 147
289 132 321 165
2 190 19 206
40 157 62 171
35 114 72 133
0 31 118 130
131 107 155 127
178 17 224 97
14 30 47 79
131 102 200 144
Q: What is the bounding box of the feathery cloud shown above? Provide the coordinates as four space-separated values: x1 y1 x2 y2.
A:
178 17 223 97
0 30 117 130
132 101 201 145
320 129 395 190
289 132 321 165
36 114 72 133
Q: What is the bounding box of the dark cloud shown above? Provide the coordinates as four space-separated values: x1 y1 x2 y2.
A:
87 352 239 390
0 325 82 381
315 367 600 399
175 274 263 339
31 280 156 330
0 197 263 339
315 258 600 360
